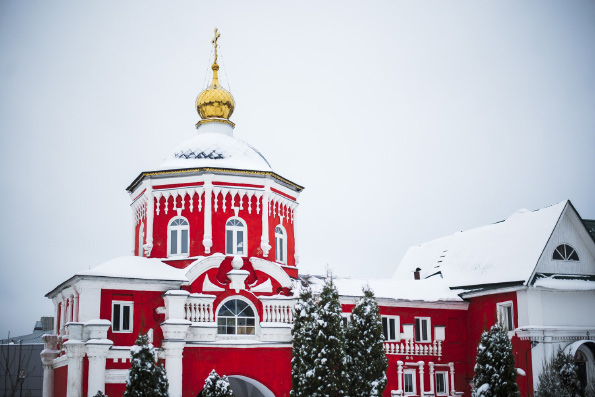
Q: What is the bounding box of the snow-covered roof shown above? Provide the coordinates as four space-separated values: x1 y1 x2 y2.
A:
76 256 187 281
158 132 272 172
306 276 464 302
394 201 569 288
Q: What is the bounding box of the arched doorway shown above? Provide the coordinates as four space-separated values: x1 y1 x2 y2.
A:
564 340 595 395
197 375 275 397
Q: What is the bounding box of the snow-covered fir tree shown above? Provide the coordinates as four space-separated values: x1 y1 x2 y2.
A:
472 323 519 397
202 370 234 397
309 275 348 396
535 347 581 397
345 287 388 396
124 332 169 397
290 280 318 397
93 392 107 397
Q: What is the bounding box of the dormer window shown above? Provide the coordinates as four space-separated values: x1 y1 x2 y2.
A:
275 225 287 264
553 244 579 261
226 218 246 256
168 217 189 257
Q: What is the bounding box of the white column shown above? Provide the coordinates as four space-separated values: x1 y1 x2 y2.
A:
162 341 185 397
67 295 74 323
293 205 299 265
448 362 455 396
428 362 435 395
418 361 425 395
544 335 554 360
41 335 59 397
260 185 271 257
397 360 404 393
131 205 137 255
64 341 85 397
203 174 213 254
53 299 59 334
145 181 154 256
86 341 112 397
73 292 79 323
60 296 67 335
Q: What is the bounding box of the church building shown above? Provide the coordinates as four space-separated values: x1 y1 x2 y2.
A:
41 31 595 397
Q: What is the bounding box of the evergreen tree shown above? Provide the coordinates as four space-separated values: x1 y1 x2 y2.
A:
309 275 348 396
472 323 519 397
202 370 234 397
345 287 388 396
535 348 581 397
290 281 318 397
93 392 107 397
124 332 169 397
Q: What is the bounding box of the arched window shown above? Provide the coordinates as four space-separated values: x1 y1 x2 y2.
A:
138 223 145 257
553 244 579 261
226 218 246 256
217 299 255 335
275 225 287 264
168 217 189 257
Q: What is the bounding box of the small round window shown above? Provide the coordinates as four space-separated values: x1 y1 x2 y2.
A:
552 244 579 261
217 299 255 335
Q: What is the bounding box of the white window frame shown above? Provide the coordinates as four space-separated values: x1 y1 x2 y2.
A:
112 301 133 333
435 371 449 396
138 222 145 257
415 317 431 342
403 369 417 395
552 243 580 261
341 313 350 328
275 225 287 264
225 217 247 256
497 301 515 334
382 315 400 341
167 216 190 258
215 296 259 339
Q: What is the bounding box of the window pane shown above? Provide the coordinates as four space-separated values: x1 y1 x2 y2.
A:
123 305 130 331
404 374 413 393
181 230 189 254
226 230 233 254
382 318 388 340
415 318 421 341
237 231 244 254
506 306 513 330
113 304 120 331
436 373 445 393
422 319 428 341
569 249 579 261
279 239 284 262
389 318 396 340
170 230 178 254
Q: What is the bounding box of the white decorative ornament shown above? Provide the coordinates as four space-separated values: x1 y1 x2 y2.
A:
231 255 244 270
202 274 225 292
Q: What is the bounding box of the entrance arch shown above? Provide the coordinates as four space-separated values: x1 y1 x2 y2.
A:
197 375 275 397
564 340 595 394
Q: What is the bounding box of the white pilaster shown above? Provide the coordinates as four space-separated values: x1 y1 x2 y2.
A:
164 290 190 320
145 180 154 256
73 291 79 323
41 335 59 397
60 296 67 335
397 360 404 393
448 362 455 396
162 341 186 397
203 174 214 254
86 340 113 397
428 362 435 394
418 361 425 395
64 341 85 397
260 184 271 257
293 205 299 265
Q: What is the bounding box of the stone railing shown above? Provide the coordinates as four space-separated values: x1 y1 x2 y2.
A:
184 294 215 323
384 339 443 357
260 299 296 324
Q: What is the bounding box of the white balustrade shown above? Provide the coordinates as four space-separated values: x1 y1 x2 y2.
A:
184 298 214 323
261 301 296 324
384 339 443 357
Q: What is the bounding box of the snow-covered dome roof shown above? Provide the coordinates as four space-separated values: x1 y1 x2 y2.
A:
158 132 272 172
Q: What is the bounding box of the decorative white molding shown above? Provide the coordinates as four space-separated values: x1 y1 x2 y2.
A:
249 257 293 289
202 274 225 292
184 254 226 285
384 339 443 357
251 278 273 293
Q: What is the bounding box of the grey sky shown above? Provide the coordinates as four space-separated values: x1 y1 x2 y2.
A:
1 1 594 338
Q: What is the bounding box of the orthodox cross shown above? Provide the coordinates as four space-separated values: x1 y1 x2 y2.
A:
212 28 221 63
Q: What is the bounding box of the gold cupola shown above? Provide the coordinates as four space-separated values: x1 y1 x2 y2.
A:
196 28 235 127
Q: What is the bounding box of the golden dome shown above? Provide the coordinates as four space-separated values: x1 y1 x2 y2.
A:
196 62 235 120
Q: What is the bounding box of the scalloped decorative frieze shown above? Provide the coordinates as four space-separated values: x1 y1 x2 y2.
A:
154 187 205 216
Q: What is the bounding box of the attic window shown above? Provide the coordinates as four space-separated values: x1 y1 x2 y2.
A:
553 244 579 261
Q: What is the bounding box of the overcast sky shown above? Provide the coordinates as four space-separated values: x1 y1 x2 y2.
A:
1 1 594 338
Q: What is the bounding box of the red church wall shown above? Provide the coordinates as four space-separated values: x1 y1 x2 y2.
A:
466 291 533 396
54 365 67 397
268 206 295 267
105 383 126 396
100 289 165 347
182 346 293 397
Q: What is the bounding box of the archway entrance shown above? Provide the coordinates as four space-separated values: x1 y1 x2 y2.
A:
197 375 275 397
564 340 595 396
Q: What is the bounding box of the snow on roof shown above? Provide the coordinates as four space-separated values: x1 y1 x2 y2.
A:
394 201 569 288
306 276 463 302
158 132 272 172
76 256 187 281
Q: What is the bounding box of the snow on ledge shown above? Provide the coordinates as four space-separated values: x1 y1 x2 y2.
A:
76 256 188 282
534 277 595 291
